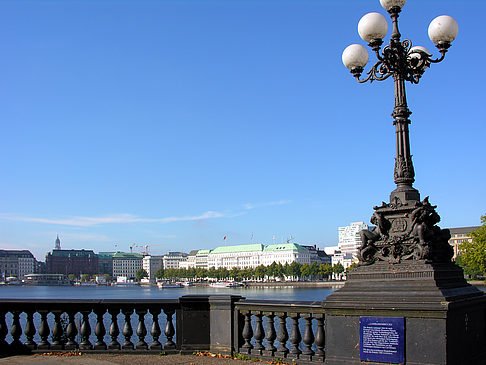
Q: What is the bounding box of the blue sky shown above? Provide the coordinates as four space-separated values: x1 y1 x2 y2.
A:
0 0 484 261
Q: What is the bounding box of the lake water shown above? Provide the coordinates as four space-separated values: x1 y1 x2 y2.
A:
0 284 340 301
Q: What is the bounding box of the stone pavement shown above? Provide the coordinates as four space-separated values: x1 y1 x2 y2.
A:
0 353 284 365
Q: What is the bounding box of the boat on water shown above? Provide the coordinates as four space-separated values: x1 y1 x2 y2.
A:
74 282 98 286
181 281 194 287
209 281 243 288
157 281 183 289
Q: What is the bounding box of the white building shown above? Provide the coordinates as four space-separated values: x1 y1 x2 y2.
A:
338 221 369 257
142 255 163 281
178 250 198 270
112 253 143 280
196 250 210 269
163 252 188 269
206 243 320 269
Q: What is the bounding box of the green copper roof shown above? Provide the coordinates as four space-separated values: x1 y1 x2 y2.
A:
211 244 264 254
112 252 143 258
197 249 211 256
264 243 305 251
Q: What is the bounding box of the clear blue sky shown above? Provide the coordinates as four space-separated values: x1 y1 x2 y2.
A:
0 0 484 261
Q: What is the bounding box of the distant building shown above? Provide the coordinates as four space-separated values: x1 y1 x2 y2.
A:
142 255 163 281
179 250 198 270
46 249 98 276
448 226 480 259
163 252 188 269
112 252 143 280
301 244 332 265
338 221 369 257
0 250 36 279
45 236 98 276
97 252 115 276
196 249 210 270
206 242 321 269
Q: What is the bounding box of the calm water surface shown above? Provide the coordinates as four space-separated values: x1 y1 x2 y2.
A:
0 285 338 301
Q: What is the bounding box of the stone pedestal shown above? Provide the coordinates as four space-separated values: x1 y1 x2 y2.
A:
322 261 486 365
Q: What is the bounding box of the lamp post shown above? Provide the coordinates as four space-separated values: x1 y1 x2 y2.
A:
322 4 486 364
341 0 459 265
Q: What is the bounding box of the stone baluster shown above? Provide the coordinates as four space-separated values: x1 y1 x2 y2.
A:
37 310 51 350
275 312 289 357
64 311 78 350
252 311 264 355
0 310 9 353
79 310 92 350
163 308 175 349
314 314 325 361
10 310 23 352
263 312 277 356
301 313 315 360
135 308 148 350
94 308 107 350
51 311 64 350
289 312 302 357
240 310 253 354
24 310 37 350
149 307 162 350
121 308 134 350
108 308 121 350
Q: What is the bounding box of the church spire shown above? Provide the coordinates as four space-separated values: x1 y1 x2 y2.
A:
55 234 61 250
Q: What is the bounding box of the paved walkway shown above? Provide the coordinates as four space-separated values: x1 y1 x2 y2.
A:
0 353 278 365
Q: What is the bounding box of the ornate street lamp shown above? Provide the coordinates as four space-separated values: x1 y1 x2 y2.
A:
341 0 459 265
323 4 485 363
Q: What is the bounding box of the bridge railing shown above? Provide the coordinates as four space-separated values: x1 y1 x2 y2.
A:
0 295 326 363
234 299 325 363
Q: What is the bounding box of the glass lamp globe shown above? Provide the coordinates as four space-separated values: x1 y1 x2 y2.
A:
428 15 458 44
379 0 406 11
342 44 369 70
358 12 388 42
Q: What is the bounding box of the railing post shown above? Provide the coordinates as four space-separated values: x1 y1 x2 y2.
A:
37 310 51 350
288 312 302 359
79 310 92 350
314 313 325 362
0 310 9 353
107 307 120 350
208 295 244 355
275 312 289 358
121 307 134 350
301 313 315 360
24 310 37 351
10 310 24 353
251 311 264 356
65 310 78 350
177 295 210 354
94 308 107 350
149 306 162 351
135 308 148 350
163 308 176 351
262 312 277 357
50 310 64 350
240 310 253 354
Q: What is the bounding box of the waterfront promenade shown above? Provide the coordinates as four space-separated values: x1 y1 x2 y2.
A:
0 353 262 365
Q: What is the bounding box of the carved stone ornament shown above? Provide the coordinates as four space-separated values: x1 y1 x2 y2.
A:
358 196 453 265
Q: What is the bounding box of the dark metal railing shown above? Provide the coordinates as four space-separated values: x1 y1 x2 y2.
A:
0 299 179 354
234 300 325 363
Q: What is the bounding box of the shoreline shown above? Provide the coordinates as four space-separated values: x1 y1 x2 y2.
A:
245 281 345 288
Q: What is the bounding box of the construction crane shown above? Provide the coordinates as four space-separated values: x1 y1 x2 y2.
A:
139 244 162 256
129 243 136 253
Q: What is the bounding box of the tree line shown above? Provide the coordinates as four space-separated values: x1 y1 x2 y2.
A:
455 215 486 279
150 261 346 281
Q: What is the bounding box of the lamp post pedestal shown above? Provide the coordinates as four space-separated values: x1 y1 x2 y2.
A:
322 261 486 365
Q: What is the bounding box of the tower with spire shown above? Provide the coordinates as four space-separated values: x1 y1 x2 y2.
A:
54 235 61 250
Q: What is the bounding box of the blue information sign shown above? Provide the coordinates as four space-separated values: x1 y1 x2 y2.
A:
359 317 404 364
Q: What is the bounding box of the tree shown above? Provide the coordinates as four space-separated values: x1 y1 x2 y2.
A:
332 263 345 279
318 264 332 280
346 262 359 274
68 274 76 282
80 274 90 282
136 269 148 281
155 268 164 279
457 215 486 278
